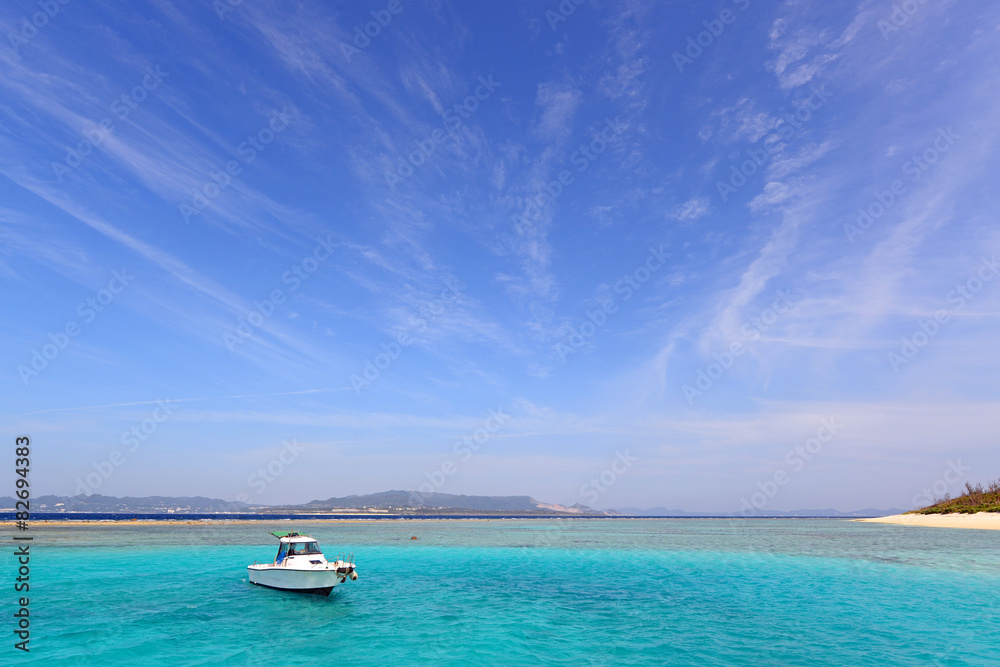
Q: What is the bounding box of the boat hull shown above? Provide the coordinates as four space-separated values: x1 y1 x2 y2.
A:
247 565 343 596
250 581 334 596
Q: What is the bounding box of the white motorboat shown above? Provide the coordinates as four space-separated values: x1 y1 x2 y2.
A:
247 531 357 596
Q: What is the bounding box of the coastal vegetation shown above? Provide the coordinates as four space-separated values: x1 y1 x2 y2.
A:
911 479 1000 514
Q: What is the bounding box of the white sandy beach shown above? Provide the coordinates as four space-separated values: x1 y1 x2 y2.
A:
855 513 1000 531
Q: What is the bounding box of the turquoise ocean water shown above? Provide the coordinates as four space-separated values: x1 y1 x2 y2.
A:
10 519 1000 665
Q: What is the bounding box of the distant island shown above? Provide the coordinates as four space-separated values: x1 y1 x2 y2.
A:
0 490 610 516
268 490 606 516
1 490 899 518
909 479 1000 515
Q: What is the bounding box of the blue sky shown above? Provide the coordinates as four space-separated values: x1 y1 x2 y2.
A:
3 0 999 512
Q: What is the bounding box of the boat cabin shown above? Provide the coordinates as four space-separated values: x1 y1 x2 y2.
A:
270 531 326 565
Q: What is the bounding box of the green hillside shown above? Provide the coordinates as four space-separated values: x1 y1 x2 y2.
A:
911 479 1000 514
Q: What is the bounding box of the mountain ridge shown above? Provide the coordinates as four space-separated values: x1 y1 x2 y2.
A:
277 489 600 513
1 493 902 517
1 494 249 513
0 491 601 514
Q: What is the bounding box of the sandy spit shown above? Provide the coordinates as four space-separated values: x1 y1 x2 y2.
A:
854 513 1000 530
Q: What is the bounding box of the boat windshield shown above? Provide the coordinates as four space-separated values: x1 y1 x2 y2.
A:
287 542 322 555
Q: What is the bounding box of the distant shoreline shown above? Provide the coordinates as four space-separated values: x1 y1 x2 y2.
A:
1 515 883 527
854 513 1000 531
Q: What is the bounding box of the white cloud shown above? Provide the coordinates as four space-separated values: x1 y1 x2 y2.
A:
532 81 582 144
671 197 710 221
